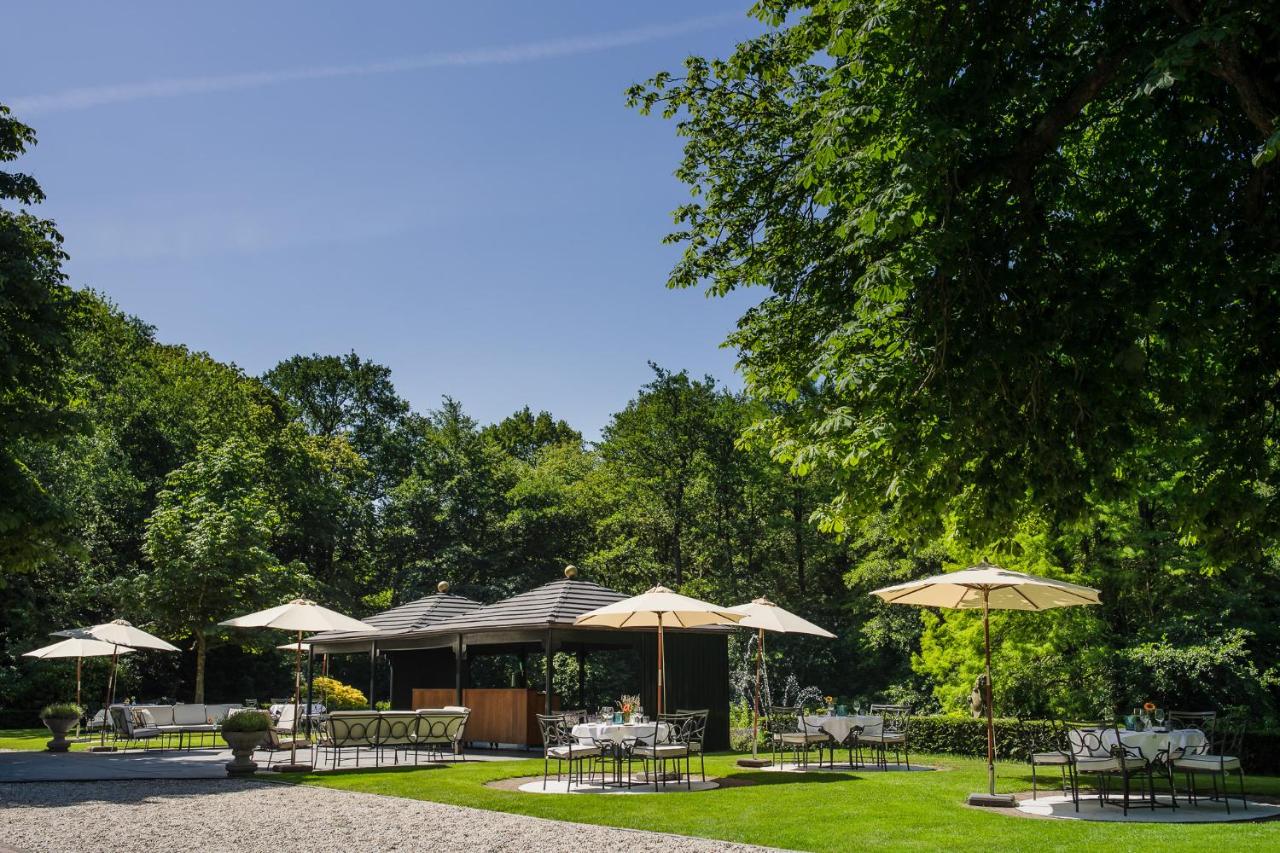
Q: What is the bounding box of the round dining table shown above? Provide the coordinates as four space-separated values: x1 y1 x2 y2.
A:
571 721 672 786
1100 727 1206 761
800 714 883 743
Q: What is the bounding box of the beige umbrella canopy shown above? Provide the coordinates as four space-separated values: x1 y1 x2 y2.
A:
24 638 134 719
726 598 835 764
871 562 1100 806
221 600 373 771
575 586 742 715
58 620 179 749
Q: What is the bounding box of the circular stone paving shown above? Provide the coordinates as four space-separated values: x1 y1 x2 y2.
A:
760 761 934 773
506 776 721 794
1009 793 1280 823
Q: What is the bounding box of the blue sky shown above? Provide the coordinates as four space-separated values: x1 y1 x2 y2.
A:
5 2 764 438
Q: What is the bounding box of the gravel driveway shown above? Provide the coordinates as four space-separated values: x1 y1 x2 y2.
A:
0 779 783 853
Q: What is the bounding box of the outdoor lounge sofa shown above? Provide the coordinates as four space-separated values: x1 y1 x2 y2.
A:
108 703 243 750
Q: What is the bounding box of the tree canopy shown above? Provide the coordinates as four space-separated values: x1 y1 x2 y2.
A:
629 0 1279 557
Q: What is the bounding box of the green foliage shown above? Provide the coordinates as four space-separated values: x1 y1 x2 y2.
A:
38 702 82 720
142 436 310 701
312 676 368 710
220 710 271 733
631 2 1280 556
0 104 77 572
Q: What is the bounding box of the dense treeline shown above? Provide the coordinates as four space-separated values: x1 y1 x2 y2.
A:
6 0 1280 736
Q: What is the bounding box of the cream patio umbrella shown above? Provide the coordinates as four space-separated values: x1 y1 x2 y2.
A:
24 638 135 738
221 600 373 771
575 586 743 715
59 619 180 749
726 598 835 766
871 561 1100 807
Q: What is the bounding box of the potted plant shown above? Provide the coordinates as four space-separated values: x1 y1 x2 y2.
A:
220 710 272 776
40 703 84 752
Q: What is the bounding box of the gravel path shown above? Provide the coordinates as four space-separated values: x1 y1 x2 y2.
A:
0 780 784 853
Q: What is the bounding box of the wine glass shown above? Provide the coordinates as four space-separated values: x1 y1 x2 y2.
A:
1154 708 1166 730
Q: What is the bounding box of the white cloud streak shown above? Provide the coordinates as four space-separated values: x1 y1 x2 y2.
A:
10 14 740 116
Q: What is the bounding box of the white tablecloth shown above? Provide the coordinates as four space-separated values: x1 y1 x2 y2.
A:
572 722 669 744
1101 728 1206 760
801 715 883 742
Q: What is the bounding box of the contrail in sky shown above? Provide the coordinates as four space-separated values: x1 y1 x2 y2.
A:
9 14 741 115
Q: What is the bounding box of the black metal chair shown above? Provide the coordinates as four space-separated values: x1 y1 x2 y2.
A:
633 713 695 790
536 713 601 790
676 708 710 781
1067 719 1154 816
1028 718 1074 800
863 704 911 770
1172 715 1246 813
765 705 828 769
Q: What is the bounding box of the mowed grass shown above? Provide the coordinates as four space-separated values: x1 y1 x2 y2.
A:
0 727 98 751
283 752 1280 852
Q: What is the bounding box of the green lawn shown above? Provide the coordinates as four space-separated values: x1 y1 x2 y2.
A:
0 727 98 751
4 730 1275 851
283 753 1280 852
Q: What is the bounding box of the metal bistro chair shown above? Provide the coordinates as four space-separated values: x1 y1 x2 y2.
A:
263 704 312 769
1171 714 1247 813
676 708 710 781
766 706 828 769
634 714 695 790
537 713 601 790
1067 720 1154 816
863 704 911 770
1028 718 1074 800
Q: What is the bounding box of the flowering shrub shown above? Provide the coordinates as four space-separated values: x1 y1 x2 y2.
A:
312 676 368 710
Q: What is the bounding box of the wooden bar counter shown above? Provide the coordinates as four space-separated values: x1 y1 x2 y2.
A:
410 687 557 746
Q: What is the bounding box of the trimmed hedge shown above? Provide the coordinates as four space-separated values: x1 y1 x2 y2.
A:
905 715 1280 775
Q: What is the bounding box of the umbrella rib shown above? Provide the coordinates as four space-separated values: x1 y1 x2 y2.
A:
1052 586 1099 603
1012 587 1041 610
954 587 969 609
885 586 931 604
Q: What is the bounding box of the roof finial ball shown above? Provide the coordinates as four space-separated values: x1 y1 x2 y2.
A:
564 565 578 579
437 581 450 594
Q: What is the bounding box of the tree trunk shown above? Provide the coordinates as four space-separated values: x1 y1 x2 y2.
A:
792 483 807 595
193 628 207 704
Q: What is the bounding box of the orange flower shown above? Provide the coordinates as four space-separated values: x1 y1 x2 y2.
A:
1143 702 1156 712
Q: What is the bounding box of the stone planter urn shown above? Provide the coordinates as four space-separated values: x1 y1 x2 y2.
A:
41 716 78 752
222 730 267 776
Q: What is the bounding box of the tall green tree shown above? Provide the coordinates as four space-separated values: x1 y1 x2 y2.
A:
0 105 77 573
630 1 1280 557
262 352 411 495
142 437 308 701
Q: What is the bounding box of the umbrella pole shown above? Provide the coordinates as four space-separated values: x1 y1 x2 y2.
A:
752 627 762 759
656 614 665 716
98 647 119 748
292 630 301 768
76 656 82 740
983 589 996 796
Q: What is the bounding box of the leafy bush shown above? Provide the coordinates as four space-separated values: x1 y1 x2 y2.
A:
899 715 1280 774
312 676 367 710
40 702 83 720
220 710 271 733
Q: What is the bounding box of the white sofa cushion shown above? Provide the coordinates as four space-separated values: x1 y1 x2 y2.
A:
173 704 209 726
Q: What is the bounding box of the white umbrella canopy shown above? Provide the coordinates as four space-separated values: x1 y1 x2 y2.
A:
871 565 1101 611
24 639 135 717
62 619 180 651
276 641 312 652
24 638 133 660
726 598 835 764
221 600 374 771
220 599 372 633
727 597 837 637
576 586 742 714
870 561 1101 806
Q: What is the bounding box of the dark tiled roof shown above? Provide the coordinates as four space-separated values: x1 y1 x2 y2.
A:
425 578 625 634
308 593 481 644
